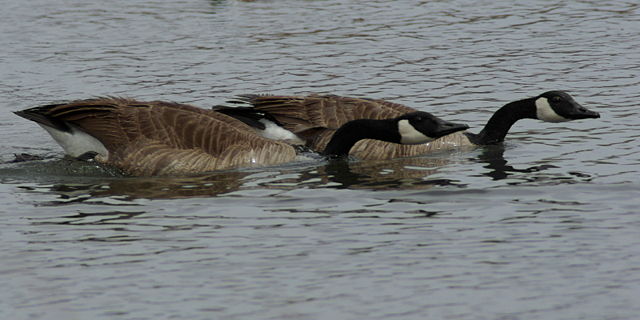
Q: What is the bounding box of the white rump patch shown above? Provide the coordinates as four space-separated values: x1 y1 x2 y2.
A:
257 119 304 145
398 119 433 144
40 124 109 159
535 97 569 123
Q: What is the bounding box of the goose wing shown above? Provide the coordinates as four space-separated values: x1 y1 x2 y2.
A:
238 94 416 128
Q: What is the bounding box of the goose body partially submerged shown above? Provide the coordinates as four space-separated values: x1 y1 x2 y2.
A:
15 97 467 176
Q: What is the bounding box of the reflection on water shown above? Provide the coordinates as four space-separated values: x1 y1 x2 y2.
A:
319 157 464 189
3 145 599 202
5 150 479 203
474 145 558 181
6 155 453 200
11 170 249 201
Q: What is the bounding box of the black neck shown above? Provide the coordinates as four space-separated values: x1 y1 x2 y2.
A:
322 119 401 157
467 97 537 145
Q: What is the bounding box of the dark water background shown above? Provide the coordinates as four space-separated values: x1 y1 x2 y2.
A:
1 1 639 319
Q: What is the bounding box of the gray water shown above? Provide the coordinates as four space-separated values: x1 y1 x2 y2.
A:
1 1 639 319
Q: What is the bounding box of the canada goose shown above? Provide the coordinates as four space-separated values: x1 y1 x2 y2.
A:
14 97 468 176
215 91 600 160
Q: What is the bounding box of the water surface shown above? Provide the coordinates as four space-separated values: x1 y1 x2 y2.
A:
1 1 639 319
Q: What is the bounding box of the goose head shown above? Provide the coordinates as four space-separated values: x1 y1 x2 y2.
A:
470 90 601 145
534 91 600 122
397 111 469 144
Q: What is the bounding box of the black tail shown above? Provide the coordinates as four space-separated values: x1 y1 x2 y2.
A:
14 103 72 132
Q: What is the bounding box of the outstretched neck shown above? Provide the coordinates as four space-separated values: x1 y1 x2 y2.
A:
322 119 400 157
470 97 537 145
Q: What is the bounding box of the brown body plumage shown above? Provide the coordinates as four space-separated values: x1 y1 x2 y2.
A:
15 97 297 176
233 94 472 160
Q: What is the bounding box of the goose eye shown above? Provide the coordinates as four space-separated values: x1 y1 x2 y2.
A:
551 96 562 102
415 117 423 121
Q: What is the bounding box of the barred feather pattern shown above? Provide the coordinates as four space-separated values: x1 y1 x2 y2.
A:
239 94 474 160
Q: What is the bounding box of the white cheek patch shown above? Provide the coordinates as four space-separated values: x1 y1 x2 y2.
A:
535 97 570 123
398 119 434 144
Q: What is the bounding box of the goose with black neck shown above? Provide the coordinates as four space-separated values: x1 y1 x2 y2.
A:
216 90 600 160
464 91 600 145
